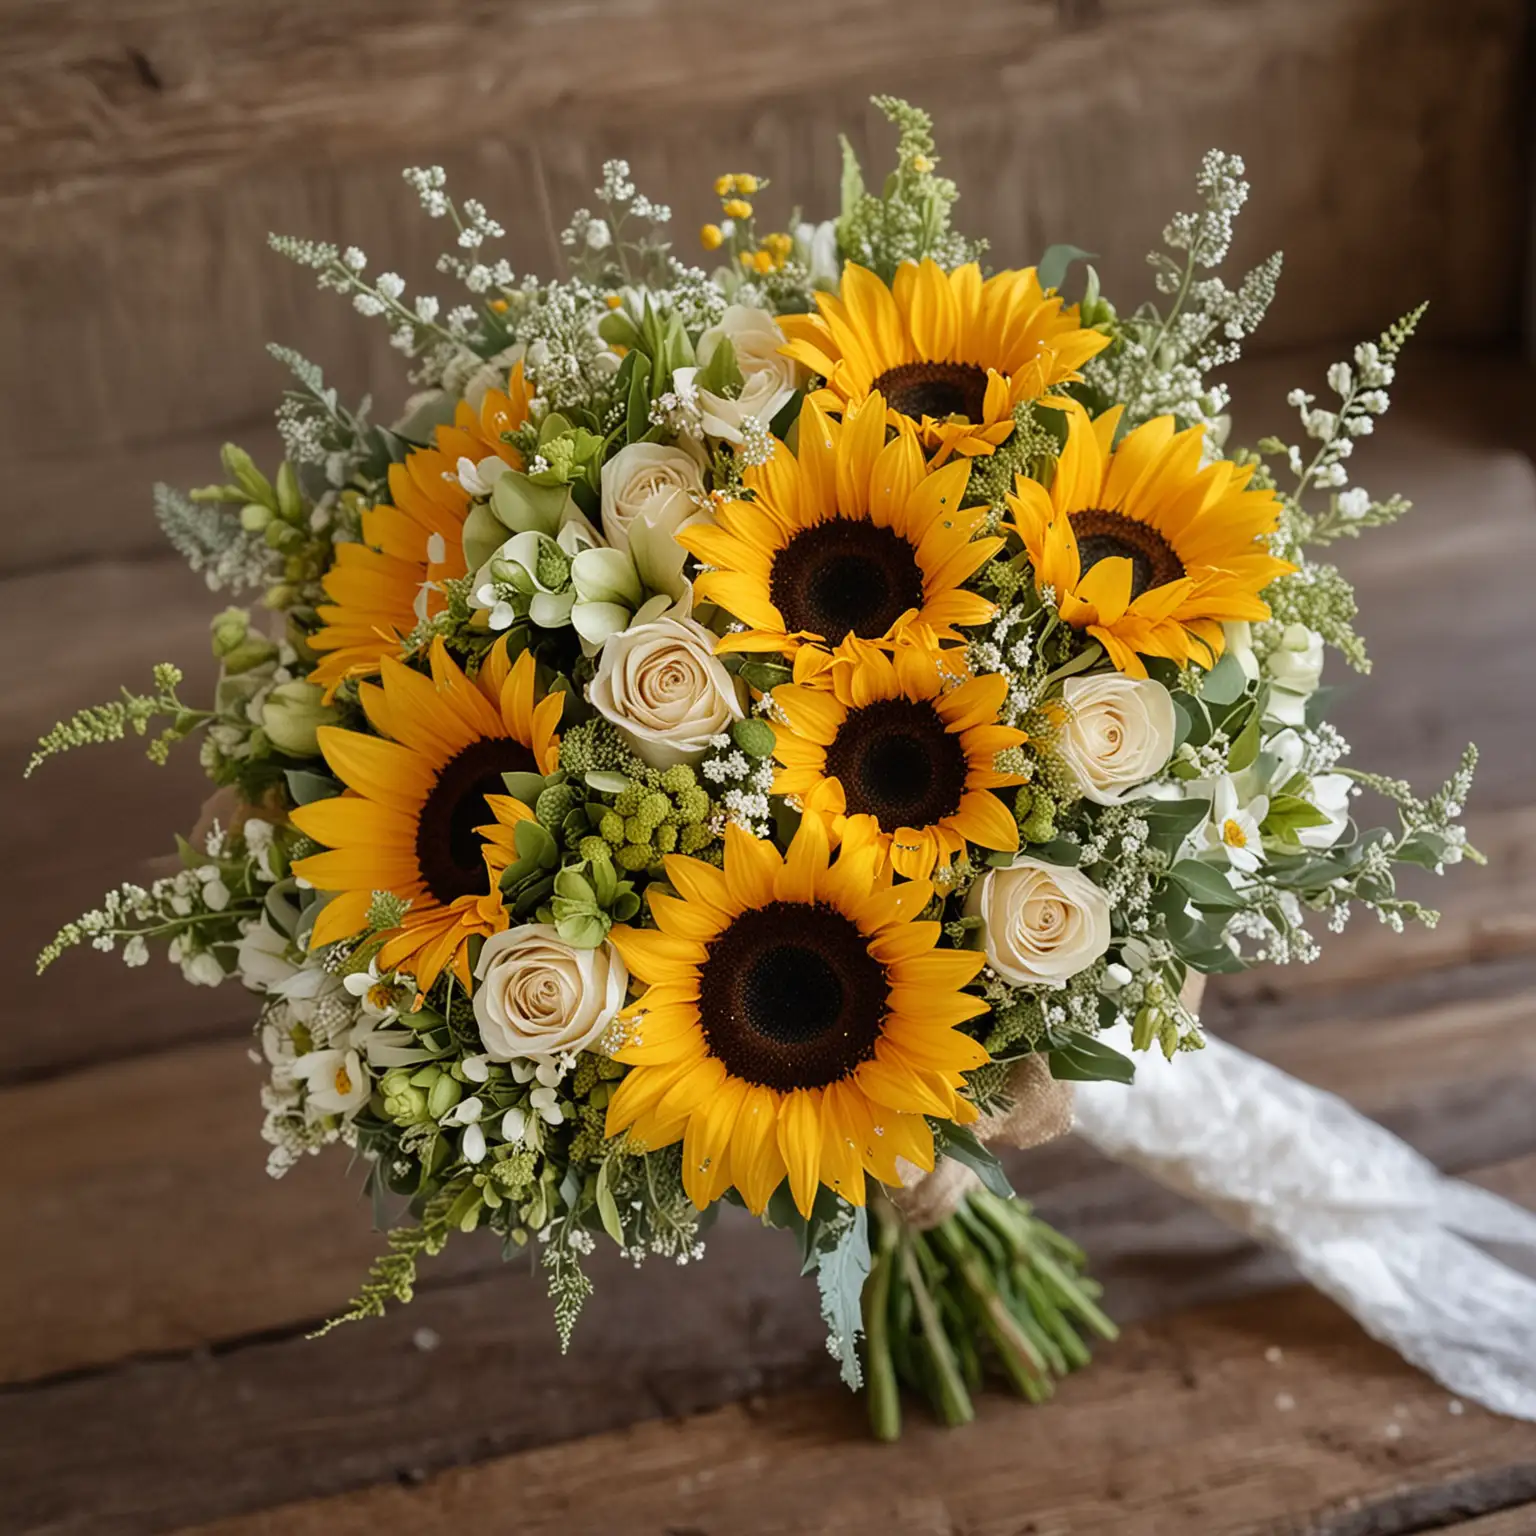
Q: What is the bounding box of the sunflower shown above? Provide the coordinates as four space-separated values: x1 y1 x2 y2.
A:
770 634 1026 881
291 636 562 990
310 365 535 693
605 815 990 1216
1007 405 1295 678
678 394 1000 657
778 260 1109 463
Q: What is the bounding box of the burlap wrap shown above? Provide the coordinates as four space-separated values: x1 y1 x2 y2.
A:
890 975 1207 1229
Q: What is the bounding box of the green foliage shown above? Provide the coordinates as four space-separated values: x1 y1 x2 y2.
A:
835 97 985 281
26 663 205 777
310 1191 457 1337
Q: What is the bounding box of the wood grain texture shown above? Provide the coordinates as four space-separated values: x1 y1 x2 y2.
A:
0 0 1524 569
178 1277 1536 1536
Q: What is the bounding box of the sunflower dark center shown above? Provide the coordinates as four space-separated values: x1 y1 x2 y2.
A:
770 520 925 644
874 361 990 423
415 736 537 905
1068 508 1185 602
825 697 968 833
696 900 888 1090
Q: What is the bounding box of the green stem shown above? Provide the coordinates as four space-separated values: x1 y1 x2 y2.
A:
862 1204 901 1442
900 1238 974 1427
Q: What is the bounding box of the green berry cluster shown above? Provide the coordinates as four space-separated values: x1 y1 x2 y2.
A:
596 765 714 871
1013 784 1059 844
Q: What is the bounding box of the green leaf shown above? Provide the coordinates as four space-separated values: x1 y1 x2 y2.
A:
1021 838 1082 867
461 501 509 572
736 658 794 693
513 819 559 868
1197 652 1248 708
1048 1033 1136 1085
813 1205 870 1391
501 770 549 805
595 1159 625 1246
1139 797 1211 854
285 768 339 806
937 1124 1015 1199
584 769 632 795
1036 243 1096 293
625 352 653 442
697 336 744 400
1167 858 1244 910
838 135 866 224
1226 707 1263 773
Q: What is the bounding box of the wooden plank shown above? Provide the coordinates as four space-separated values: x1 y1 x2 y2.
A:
0 0 1523 562
176 1268 1536 1536
1 558 236 1081
2 967 1532 1533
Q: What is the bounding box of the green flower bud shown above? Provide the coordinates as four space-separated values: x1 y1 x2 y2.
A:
731 718 777 759
261 680 338 758
240 503 272 533
660 764 698 794
599 810 626 845
653 823 678 854
616 842 652 872
210 607 251 657
379 1069 430 1126
678 823 715 854
578 835 612 865
427 1073 463 1119
637 792 670 829
535 782 578 829
623 814 649 844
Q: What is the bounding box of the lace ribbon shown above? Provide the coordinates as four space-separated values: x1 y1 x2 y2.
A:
1074 1020 1536 1421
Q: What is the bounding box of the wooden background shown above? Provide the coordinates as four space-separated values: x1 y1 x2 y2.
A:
3 1 1535 1532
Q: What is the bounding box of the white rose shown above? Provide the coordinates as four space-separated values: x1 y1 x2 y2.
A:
1055 674 1176 806
965 859 1112 987
677 305 805 444
473 924 629 1064
599 442 705 555
590 615 746 768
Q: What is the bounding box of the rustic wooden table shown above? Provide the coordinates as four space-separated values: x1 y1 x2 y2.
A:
3 349 1535 1534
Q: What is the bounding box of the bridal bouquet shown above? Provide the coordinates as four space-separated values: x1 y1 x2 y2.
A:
33 100 1481 1436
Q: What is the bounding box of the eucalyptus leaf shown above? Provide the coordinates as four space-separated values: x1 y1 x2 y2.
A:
1197 652 1249 708
501 770 549 805
284 768 339 806
584 769 632 795
1036 243 1097 293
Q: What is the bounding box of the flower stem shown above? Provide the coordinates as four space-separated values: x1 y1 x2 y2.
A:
862 1202 902 1442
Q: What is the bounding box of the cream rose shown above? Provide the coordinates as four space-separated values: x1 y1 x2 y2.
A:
676 305 805 443
1055 674 1176 806
473 924 628 1063
599 442 705 555
589 614 746 768
965 859 1111 987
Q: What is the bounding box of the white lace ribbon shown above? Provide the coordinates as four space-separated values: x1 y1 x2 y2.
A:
1073 1023 1536 1421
